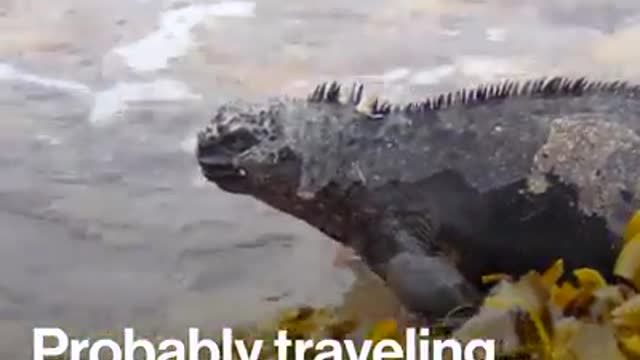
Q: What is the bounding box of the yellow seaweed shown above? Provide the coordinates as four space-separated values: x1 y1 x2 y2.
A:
478 274 553 358
551 282 579 310
619 334 640 357
573 268 607 291
614 235 640 290
542 259 565 288
624 210 640 243
365 319 400 343
553 322 626 360
549 318 580 360
481 273 512 285
612 294 640 328
526 307 552 359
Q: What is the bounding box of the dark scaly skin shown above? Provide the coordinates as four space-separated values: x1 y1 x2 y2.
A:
195 77 640 318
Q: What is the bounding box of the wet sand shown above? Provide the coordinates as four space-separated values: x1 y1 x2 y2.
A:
2 0 640 357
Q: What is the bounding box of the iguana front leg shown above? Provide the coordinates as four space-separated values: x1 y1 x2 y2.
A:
384 251 480 321
348 172 486 320
364 214 481 320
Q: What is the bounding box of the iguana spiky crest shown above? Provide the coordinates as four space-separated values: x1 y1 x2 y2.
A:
307 77 639 119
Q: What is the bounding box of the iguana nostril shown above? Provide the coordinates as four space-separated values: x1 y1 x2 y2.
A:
197 130 217 148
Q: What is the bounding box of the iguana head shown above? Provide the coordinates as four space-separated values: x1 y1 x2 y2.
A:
196 82 376 202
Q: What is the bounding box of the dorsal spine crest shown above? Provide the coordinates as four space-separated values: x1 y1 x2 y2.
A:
306 76 640 119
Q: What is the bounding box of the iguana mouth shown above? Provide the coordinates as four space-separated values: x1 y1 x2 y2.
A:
196 130 248 181
198 157 243 180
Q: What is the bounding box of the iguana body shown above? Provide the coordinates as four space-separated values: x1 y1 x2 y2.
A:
195 77 640 318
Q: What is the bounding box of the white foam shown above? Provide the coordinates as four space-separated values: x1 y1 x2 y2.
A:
410 65 455 85
112 1 256 72
35 134 62 146
0 63 16 78
0 63 91 94
381 68 411 82
354 68 411 83
440 29 461 37
486 27 506 42
89 79 202 125
456 56 523 82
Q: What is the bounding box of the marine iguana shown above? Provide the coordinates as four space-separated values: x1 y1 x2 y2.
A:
195 77 640 318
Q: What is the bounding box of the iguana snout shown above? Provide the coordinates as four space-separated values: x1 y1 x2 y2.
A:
197 125 258 181
196 100 288 191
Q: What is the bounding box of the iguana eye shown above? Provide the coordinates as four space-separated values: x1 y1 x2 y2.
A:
219 128 258 153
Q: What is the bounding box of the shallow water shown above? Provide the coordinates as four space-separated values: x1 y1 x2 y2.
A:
2 0 640 357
